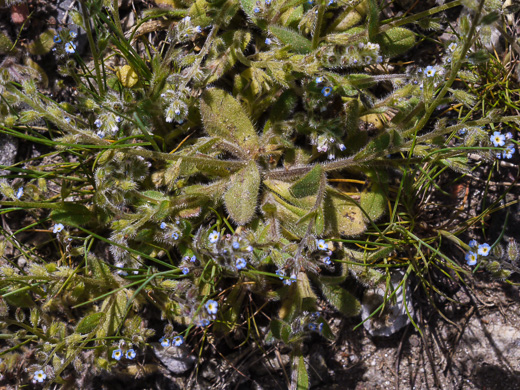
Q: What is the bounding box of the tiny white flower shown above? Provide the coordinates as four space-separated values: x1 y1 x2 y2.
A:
205 299 218 314
490 131 505 147
53 223 64 233
33 370 47 383
64 41 76 54
425 66 436 78
208 230 219 243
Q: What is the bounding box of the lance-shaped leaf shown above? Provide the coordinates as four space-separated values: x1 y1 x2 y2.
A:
76 312 105 334
375 27 415 57
320 283 361 317
290 353 309 390
269 25 312 54
200 88 259 157
290 164 323 198
359 183 386 222
50 203 93 227
224 160 261 225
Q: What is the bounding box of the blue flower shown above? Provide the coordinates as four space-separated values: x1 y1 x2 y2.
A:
490 131 505 147
53 35 61 43
506 132 513 140
112 349 123 360
478 243 491 256
33 369 47 383
64 41 76 54
15 187 23 199
265 0 271 4
246 245 254 252
190 255 197 262
323 256 332 265
468 240 478 248
236 258 247 270
504 144 515 159
465 251 477 266
448 42 457 52
172 232 179 240
316 239 327 251
181 267 189 275
69 31 77 39
308 323 317 331
205 299 218 314
173 335 184 346
160 222 167 229
160 337 170 347
232 241 240 249
321 86 332 97
126 349 136 359
253 6 260 13
94 118 102 128
318 323 324 332
425 66 436 78
53 223 64 233
209 230 219 243
199 318 210 327
315 76 324 84
283 273 297 286
265 38 272 45
276 270 285 280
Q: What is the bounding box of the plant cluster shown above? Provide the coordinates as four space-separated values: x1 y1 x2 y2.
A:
0 0 518 388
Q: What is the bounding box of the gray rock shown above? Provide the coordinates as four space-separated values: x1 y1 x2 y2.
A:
152 342 196 375
0 135 18 175
361 270 414 337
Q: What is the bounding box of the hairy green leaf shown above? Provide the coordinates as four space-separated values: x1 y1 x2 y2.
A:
50 203 93 226
375 27 415 57
200 88 260 156
76 312 105 334
269 25 312 54
224 160 261 225
290 164 323 198
320 283 361 317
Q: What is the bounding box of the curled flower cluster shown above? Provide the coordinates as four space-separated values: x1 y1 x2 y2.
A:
318 41 382 68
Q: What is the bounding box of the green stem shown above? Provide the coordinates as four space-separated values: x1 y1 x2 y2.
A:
79 0 105 96
311 3 325 50
403 0 485 137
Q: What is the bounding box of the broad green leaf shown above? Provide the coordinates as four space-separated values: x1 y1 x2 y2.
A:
324 191 365 237
0 31 13 55
269 25 312 54
359 183 386 222
200 88 259 155
27 29 55 55
224 160 261 225
375 27 415 57
320 283 361 317
291 353 309 390
76 312 105 334
290 164 323 198
50 203 92 226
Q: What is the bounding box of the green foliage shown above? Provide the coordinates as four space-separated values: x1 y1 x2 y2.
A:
1 0 517 387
